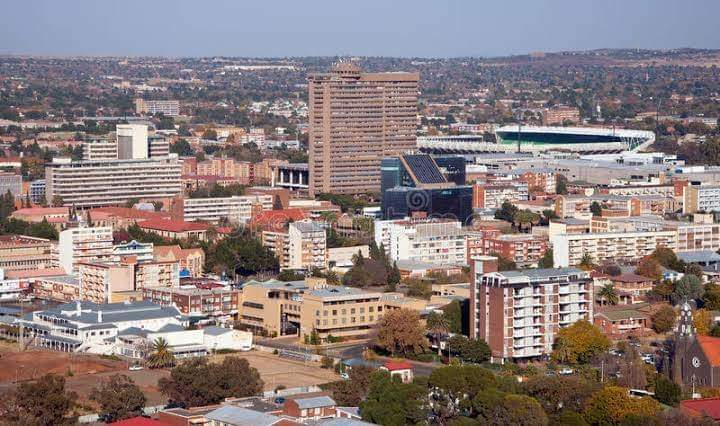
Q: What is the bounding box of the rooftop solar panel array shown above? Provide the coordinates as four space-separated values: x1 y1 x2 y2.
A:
402 154 446 184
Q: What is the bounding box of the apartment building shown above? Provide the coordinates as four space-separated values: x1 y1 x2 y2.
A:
135 99 180 116
82 140 118 160
308 63 419 196
148 135 170 158
0 235 53 271
29 179 46 204
262 221 327 271
0 173 22 197
238 277 386 341
379 219 467 265
171 194 273 224
551 229 678 268
142 286 240 319
684 185 720 214
112 240 154 263
153 245 205 277
600 183 676 197
45 156 182 208
472 267 593 360
58 226 114 274
472 182 529 209
31 275 80 302
78 258 179 303
542 105 580 125
137 219 210 241
467 232 548 268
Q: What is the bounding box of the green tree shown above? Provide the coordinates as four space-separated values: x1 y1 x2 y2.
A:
598 283 619 306
513 210 540 232
589 201 602 217
651 305 676 333
556 175 568 195
429 365 497 418
202 128 217 140
442 300 463 334
447 334 469 357
552 320 610 364
0 374 77 425
426 311 450 355
460 339 491 364
538 249 554 268
671 274 703 304
494 394 549 426
360 371 427 426
331 365 374 406
90 374 146 422
387 261 401 291
523 375 598 417
158 357 263 408
170 138 194 156
654 375 681 406
578 252 595 271
146 337 175 369
495 201 519 222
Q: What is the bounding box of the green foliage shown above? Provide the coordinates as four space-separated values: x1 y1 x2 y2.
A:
90 374 146 422
1 374 78 425
0 190 15 222
523 374 599 417
331 365 374 406
205 229 278 277
589 201 602 217
598 283 619 305
671 274 703 304
188 183 246 198
495 200 518 222
342 249 390 288
583 386 661 425
170 138 194 156
158 356 263 408
552 320 610 364
1 217 59 240
277 269 305 281
556 175 568 195
654 375 681 406
317 193 370 213
360 371 428 426
538 249 554 268
405 278 433 299
442 300 463 334
490 251 517 271
146 337 175 369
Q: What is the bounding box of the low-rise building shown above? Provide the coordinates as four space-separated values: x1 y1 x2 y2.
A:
378 219 467 266
138 219 210 241
467 232 548 268
153 245 205 277
0 235 54 272
142 286 240 320
473 182 529 209
170 195 273 224
262 221 327 271
78 258 179 304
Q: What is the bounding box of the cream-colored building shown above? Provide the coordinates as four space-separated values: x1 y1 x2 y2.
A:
380 219 467 266
78 258 179 304
238 278 433 342
174 195 273 224
0 235 53 272
551 229 677 268
58 226 114 274
308 63 419 196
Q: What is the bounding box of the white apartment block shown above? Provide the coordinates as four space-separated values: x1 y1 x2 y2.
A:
45 155 182 208
684 185 720 214
117 124 149 160
262 221 328 271
148 135 170 158
473 267 593 360
83 140 118 160
288 221 327 270
179 195 273 224
135 99 180 116
551 230 677 268
58 226 114 274
383 219 467 265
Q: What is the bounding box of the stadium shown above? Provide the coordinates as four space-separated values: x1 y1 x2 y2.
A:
417 126 655 154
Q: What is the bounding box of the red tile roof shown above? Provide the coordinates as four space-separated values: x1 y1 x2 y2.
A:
91 207 170 221
249 209 308 232
12 207 68 216
680 397 720 420
383 360 413 371
697 335 720 367
109 417 171 426
5 267 67 279
139 219 209 233
612 273 653 283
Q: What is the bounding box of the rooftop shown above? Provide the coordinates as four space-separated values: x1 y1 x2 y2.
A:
205 405 282 426
139 219 209 233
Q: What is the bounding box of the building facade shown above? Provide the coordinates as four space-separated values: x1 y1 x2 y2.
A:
308 63 419 196
171 195 273 224
58 226 114 274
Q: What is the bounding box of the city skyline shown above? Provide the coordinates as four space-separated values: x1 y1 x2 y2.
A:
1 0 719 58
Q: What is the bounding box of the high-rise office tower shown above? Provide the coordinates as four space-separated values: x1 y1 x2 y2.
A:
308 63 419 196
116 124 149 160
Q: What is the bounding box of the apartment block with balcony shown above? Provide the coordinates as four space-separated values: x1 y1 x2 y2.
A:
171 194 273 224
45 155 182 208
0 235 53 272
472 182 529 209
467 233 548 268
262 221 327 271
58 226 114 274
78 258 179 303
308 63 419 196
551 229 678 268
142 286 240 319
472 267 593 361
381 219 467 266
684 185 720 214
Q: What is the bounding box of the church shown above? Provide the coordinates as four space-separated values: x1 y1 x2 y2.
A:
673 302 720 389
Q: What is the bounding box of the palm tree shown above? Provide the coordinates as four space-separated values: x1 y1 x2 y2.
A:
579 252 595 271
426 312 450 355
598 283 619 306
146 337 175 369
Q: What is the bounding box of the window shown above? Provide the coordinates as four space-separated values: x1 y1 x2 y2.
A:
351 308 356 314
360 316 365 322
323 320 328 326
323 310 328 316
342 318 347 324
360 307 365 313
369 306 374 312
341 309 346 315
316 319 320 325
332 310 337 316
333 319 337 325
301 409 307 417
370 315 374 321
378 306 383 312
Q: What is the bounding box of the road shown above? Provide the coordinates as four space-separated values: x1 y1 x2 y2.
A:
256 337 440 377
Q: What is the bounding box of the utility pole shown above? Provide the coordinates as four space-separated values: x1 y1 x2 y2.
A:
517 123 522 154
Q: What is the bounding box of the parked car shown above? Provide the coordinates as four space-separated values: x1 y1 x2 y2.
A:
129 364 144 371
558 368 574 375
340 372 350 380
274 397 285 404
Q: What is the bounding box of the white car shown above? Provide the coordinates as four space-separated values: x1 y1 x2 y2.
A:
129 364 144 371
558 368 574 375
340 372 350 380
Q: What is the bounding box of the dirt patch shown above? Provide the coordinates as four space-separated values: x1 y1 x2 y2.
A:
0 349 124 383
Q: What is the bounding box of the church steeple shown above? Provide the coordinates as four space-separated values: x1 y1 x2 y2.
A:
678 301 695 338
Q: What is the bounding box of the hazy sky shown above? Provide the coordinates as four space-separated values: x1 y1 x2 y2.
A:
2 0 719 58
